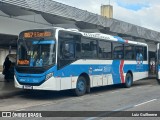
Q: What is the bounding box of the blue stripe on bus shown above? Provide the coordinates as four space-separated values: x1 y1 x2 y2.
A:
112 60 121 84
113 36 125 43
54 64 148 76
15 63 148 84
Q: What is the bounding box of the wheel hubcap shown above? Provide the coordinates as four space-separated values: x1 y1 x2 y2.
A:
127 76 131 86
77 80 85 92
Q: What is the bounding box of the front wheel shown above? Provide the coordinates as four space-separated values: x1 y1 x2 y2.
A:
74 76 87 96
124 73 133 88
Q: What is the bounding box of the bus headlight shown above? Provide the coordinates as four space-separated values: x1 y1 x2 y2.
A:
45 73 53 80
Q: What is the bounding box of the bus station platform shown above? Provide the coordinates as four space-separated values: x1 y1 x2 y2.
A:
0 74 21 99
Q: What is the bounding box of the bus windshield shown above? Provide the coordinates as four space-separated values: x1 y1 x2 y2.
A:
17 39 56 67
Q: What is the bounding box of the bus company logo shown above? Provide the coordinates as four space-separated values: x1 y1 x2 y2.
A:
93 68 103 72
136 53 143 64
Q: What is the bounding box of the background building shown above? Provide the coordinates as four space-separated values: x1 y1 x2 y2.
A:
101 5 113 18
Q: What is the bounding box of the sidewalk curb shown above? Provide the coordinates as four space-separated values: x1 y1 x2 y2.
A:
0 73 22 99
0 90 22 99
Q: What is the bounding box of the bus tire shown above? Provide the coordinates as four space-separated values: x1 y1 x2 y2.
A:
124 73 133 88
74 76 87 96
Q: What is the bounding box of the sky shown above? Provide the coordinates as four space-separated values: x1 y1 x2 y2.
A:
53 0 160 32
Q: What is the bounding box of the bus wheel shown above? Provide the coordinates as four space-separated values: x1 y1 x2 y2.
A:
74 76 87 96
124 73 133 88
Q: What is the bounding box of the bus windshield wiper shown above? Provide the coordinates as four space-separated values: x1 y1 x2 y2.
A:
34 38 44 44
22 38 28 51
32 38 44 52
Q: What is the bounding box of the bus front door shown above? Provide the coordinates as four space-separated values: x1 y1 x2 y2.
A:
156 43 160 80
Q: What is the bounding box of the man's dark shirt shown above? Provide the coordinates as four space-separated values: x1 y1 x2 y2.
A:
3 59 11 71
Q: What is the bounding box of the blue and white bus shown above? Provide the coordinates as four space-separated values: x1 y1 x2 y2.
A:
15 27 148 96
156 43 160 80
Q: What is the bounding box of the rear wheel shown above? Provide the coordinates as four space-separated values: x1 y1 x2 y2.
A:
124 73 133 88
74 76 87 96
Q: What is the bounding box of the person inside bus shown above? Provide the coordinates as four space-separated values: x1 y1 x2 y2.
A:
63 43 74 59
41 52 49 66
136 50 143 63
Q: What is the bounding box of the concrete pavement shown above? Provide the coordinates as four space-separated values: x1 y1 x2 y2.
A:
0 78 159 120
0 74 21 99
0 73 157 99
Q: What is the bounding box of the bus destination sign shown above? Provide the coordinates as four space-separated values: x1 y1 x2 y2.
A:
23 31 52 38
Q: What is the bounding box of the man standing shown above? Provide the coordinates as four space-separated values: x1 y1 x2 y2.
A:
3 56 11 81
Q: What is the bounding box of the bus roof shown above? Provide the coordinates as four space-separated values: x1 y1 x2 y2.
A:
21 27 148 46
56 27 148 46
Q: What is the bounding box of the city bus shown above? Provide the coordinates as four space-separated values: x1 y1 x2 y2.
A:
14 27 148 96
156 43 160 81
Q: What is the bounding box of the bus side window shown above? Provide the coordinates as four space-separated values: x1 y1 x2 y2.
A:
135 46 143 61
143 46 147 61
113 43 124 59
98 40 112 59
124 45 134 60
76 42 81 58
81 37 98 59
58 31 81 69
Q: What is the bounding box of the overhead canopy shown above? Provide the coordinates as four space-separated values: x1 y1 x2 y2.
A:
0 0 160 43
0 34 17 48
0 4 35 16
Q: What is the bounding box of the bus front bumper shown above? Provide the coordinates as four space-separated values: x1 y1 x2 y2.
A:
14 75 61 91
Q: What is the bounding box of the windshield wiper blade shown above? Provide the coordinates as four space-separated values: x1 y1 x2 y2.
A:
22 38 28 51
32 38 44 51
33 38 44 44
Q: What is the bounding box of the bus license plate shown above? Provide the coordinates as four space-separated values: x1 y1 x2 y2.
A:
23 85 33 89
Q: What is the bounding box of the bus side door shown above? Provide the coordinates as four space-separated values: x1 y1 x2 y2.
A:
156 43 160 80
